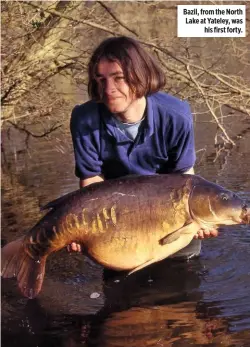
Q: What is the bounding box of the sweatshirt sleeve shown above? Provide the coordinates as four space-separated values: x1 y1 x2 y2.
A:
70 104 103 179
166 102 196 173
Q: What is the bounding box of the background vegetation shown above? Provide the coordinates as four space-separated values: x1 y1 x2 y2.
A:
1 1 250 147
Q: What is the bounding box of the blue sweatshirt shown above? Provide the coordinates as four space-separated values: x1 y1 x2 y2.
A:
70 92 196 180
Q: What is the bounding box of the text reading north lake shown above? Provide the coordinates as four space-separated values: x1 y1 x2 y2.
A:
183 8 243 16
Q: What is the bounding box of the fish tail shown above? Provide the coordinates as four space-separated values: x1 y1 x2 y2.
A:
1 237 47 299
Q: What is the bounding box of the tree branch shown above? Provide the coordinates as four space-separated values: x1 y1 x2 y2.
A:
98 1 139 37
186 64 236 146
7 120 62 138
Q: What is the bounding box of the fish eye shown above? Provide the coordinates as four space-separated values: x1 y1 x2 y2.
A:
242 204 248 213
220 193 229 201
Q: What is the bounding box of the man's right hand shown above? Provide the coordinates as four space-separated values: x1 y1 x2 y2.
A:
67 242 82 252
67 177 104 253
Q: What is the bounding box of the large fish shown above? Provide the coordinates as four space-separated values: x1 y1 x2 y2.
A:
1 174 250 299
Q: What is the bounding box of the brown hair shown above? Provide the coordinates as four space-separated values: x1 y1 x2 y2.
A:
88 36 166 100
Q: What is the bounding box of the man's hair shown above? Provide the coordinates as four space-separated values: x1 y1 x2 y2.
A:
88 36 166 100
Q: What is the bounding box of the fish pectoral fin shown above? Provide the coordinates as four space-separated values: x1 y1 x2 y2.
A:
159 230 182 245
159 222 196 246
128 223 201 275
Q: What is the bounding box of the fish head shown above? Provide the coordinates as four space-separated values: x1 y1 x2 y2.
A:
189 182 249 227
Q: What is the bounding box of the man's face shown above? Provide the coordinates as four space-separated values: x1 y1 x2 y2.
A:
95 59 135 114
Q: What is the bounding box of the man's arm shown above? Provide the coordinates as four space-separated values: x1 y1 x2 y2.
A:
184 167 194 175
79 175 104 188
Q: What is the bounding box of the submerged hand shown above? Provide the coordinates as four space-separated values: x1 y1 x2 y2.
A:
67 242 82 252
194 228 218 240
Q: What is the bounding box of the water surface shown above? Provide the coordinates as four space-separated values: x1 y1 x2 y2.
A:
1 121 250 346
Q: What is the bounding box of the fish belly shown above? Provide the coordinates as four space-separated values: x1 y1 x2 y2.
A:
85 233 155 270
84 222 199 271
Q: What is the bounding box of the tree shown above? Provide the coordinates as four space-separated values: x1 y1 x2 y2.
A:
1 1 250 145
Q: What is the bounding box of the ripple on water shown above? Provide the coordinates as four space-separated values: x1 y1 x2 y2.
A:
198 224 250 333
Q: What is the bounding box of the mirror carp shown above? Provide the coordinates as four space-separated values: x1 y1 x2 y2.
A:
1 174 249 299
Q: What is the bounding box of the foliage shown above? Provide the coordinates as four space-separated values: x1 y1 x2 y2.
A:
1 1 250 145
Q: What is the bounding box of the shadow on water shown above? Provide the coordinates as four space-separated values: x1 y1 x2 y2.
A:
0 259 210 346
86 260 219 347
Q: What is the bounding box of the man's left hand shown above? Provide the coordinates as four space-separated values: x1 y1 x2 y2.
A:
194 228 218 240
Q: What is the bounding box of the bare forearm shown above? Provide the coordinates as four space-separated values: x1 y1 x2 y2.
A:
184 167 195 174
79 175 104 188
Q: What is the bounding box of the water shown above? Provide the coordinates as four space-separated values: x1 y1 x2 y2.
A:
1 121 250 346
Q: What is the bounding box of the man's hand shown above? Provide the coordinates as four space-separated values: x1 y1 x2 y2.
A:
194 228 218 240
67 242 82 252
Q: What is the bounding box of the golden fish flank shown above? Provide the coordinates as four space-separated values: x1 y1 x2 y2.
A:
171 186 190 221
65 213 81 230
96 213 104 232
2 173 250 300
81 208 89 228
110 205 117 225
162 221 171 234
89 213 103 234
102 207 110 229
173 199 186 218
102 207 109 221
101 207 117 228
91 206 118 234
91 219 98 234
59 222 67 237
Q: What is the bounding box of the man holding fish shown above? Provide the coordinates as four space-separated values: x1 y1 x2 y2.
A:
4 37 249 300
69 36 217 256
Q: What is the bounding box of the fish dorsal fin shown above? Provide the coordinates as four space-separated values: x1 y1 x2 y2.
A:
40 181 105 211
40 190 79 211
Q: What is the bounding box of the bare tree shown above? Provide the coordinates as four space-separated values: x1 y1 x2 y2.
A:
1 1 250 145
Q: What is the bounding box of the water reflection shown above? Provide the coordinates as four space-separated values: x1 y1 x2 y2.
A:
2 258 247 347
88 260 204 347
1 125 250 347
88 305 230 347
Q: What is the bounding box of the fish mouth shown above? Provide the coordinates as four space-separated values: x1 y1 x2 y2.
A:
240 204 250 224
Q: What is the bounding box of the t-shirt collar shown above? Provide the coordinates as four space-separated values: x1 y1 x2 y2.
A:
99 94 154 142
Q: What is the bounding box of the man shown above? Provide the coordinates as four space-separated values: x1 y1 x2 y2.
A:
69 36 217 256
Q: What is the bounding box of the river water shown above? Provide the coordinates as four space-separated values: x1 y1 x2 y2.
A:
1 116 250 347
